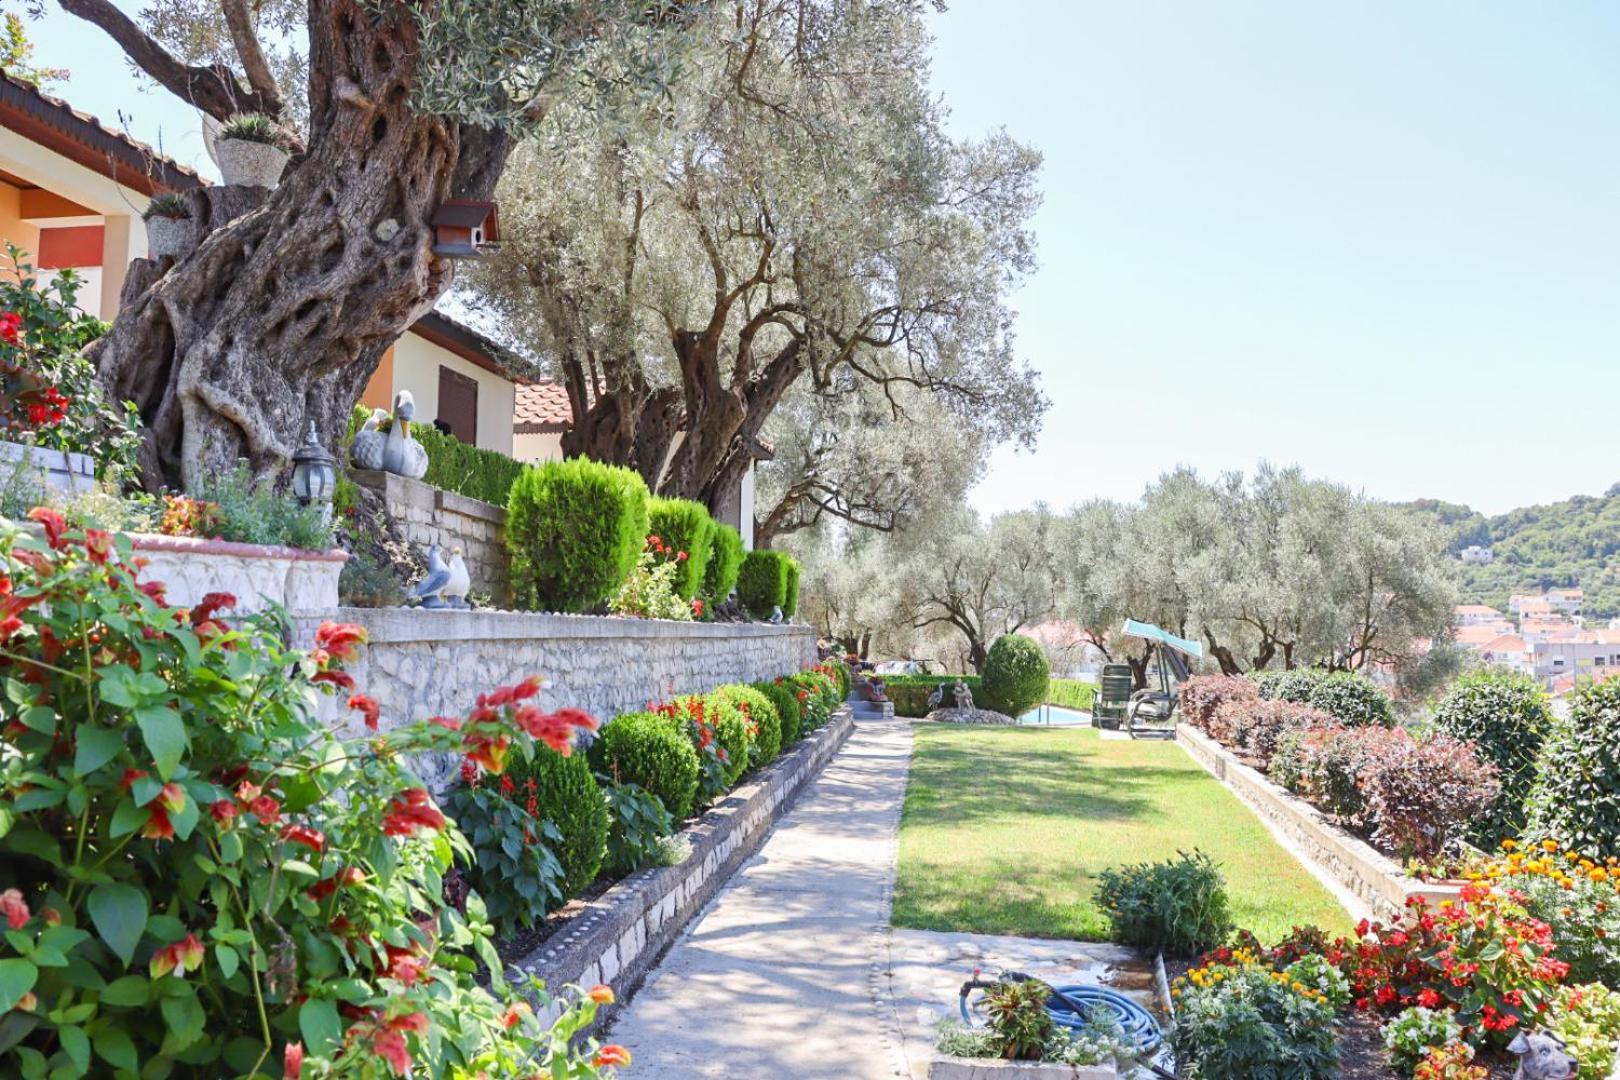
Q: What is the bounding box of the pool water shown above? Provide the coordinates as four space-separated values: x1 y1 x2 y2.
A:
1015 704 1092 726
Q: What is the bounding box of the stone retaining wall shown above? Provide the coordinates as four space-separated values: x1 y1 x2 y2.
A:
517 708 855 1035
295 608 818 788
1177 726 1461 923
351 470 509 603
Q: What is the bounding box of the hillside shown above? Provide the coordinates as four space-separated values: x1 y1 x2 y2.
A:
1401 486 1620 618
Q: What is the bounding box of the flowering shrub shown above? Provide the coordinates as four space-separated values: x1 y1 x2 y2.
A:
646 498 712 600
1384 1006 1464 1074
1178 674 1257 732
713 683 782 767
1284 953 1351 1012
1413 1043 1488 1080
1355 729 1500 860
0 511 622 1076
1170 952 1339 1078
1212 698 1331 766
609 537 693 621
1547 982 1620 1079
653 695 749 805
1094 850 1232 956
1494 839 1620 988
0 250 140 482
786 668 840 730
501 746 610 899
1347 885 1567 1045
1432 669 1552 845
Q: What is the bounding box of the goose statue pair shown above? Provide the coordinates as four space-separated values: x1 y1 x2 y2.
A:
410 545 471 609
351 391 429 479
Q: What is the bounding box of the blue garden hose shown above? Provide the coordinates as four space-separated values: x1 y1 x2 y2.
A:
958 971 1175 1077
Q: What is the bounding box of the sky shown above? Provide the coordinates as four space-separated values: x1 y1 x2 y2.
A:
21 2 1620 517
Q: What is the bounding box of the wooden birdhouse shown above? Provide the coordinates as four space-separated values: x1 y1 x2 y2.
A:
430 199 500 258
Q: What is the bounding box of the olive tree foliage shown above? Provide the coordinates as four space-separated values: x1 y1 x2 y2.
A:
469 0 1044 518
1055 465 1458 683
59 0 693 490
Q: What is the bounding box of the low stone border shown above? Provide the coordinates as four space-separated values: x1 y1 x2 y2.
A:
928 1059 1118 1079
513 707 856 1034
1176 726 1462 923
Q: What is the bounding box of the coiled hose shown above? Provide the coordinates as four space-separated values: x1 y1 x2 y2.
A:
958 971 1176 1078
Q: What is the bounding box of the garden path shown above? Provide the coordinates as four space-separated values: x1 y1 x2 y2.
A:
608 713 913 1079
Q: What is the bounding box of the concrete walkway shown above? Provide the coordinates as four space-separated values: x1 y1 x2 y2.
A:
609 714 913 1079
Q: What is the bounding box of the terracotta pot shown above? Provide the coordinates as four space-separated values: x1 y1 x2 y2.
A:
217 138 289 188
143 214 194 259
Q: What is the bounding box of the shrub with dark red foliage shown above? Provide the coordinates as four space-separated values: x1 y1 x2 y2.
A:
1179 675 1258 732
1213 698 1333 767
1355 728 1499 859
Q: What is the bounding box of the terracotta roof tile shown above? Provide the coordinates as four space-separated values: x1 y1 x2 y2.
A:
1482 634 1528 654
514 381 574 431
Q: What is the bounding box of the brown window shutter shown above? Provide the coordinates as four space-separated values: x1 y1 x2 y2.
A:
437 366 479 444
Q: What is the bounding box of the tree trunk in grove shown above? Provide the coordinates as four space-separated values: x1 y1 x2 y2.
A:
88 0 510 492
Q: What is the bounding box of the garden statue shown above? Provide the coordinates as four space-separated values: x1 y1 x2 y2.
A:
1506 1031 1577 1080
349 408 389 471
927 684 945 711
768 605 784 624
409 545 453 608
953 679 975 711
352 392 430 479
443 547 472 608
862 675 888 703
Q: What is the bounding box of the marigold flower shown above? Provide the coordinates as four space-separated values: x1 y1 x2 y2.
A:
0 889 29 930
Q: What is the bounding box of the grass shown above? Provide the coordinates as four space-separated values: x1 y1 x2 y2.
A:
893 724 1350 945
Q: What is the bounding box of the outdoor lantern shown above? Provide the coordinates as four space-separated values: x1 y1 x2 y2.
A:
430 199 501 258
291 421 337 522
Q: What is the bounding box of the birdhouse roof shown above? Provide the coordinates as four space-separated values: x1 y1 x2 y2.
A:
431 199 499 239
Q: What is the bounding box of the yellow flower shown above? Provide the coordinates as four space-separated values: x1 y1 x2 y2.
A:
1543 839 1561 853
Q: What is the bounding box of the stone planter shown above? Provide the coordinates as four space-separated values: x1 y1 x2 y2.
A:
929 1058 1119 1079
126 534 346 616
216 138 289 188
143 214 194 259
0 439 95 494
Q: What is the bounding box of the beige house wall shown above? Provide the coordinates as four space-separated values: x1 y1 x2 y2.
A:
388 332 517 456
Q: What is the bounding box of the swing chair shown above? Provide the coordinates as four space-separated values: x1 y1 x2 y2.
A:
1119 619 1202 740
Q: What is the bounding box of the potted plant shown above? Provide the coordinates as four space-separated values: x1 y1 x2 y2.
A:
141 192 194 259
216 112 290 188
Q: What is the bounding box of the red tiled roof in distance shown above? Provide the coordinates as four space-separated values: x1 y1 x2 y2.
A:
515 381 574 432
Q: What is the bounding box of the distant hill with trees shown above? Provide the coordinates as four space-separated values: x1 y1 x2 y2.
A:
1400 486 1620 617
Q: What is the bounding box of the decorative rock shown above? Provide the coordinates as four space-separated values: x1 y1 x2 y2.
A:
925 707 1016 725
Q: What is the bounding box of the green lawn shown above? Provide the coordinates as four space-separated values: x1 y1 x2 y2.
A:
893 724 1350 944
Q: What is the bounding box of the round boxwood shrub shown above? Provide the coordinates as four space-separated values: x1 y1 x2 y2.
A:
1433 669 1552 844
505 458 649 613
755 679 802 745
1527 679 1620 857
736 549 792 618
1254 667 1391 728
589 711 700 821
782 557 800 618
647 496 713 600
715 684 782 768
979 634 1049 718
501 747 609 901
704 523 745 601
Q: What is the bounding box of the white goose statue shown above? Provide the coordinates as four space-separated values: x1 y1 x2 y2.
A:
380 391 429 479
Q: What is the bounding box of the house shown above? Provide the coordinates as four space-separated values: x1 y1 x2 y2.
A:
1459 545 1493 565
1454 603 1509 628
1479 634 1533 676
0 74 532 457
1454 623 1513 648
1547 588 1585 616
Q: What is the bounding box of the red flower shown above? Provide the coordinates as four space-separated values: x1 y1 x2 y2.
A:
589 984 615 1005
311 669 356 690
0 889 30 930
149 933 205 979
501 1003 529 1030
0 310 22 344
372 1028 410 1076
283 1041 305 1080
463 731 511 774
26 507 67 549
313 621 368 663
158 782 186 812
382 787 446 836
190 592 237 625
280 823 326 853
141 803 175 840
249 794 282 825
1417 987 1441 1008
348 693 380 731
555 706 600 733
210 797 239 827
676 550 688 561
594 1045 632 1067
428 714 463 732
515 707 577 755
84 529 114 565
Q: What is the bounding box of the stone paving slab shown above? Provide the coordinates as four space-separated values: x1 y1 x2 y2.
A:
608 714 913 1079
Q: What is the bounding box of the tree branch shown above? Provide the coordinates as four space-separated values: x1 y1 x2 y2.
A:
220 0 283 115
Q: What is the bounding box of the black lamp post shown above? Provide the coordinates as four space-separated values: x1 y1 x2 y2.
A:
291 421 337 523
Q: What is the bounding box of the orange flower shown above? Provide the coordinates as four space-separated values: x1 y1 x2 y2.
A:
149 933 205 979
382 788 446 836
594 1045 632 1068
348 693 381 731
313 621 368 663
588 984 615 1005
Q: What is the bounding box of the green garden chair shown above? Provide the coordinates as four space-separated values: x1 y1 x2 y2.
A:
1092 664 1135 729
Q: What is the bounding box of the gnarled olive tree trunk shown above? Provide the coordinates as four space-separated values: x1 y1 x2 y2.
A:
89 0 510 491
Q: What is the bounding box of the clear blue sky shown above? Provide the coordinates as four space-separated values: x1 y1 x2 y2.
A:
26 2 1620 516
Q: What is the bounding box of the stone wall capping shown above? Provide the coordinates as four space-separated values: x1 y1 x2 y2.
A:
313 606 817 646
515 708 855 1036
1177 725 1462 923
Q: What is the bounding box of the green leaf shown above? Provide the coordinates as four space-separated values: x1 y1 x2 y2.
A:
91 1026 137 1072
72 726 124 777
57 1024 89 1072
86 884 147 967
218 829 243 864
213 944 238 981
98 975 148 1007
12 787 64 813
133 706 186 780
108 799 146 840
158 988 204 1053
19 706 54 736
5 826 60 866
0 958 38 1013
298 998 342 1056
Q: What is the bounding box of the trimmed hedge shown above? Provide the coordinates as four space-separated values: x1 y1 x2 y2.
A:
883 674 982 718
705 523 745 600
783 558 800 618
715 684 782 768
1047 678 1097 712
1432 669 1552 845
980 634 1049 717
506 458 649 613
1527 679 1620 857
500 747 608 901
415 422 528 507
737 549 793 618
648 496 713 600
589 711 700 821
1254 667 1393 728
755 680 803 744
